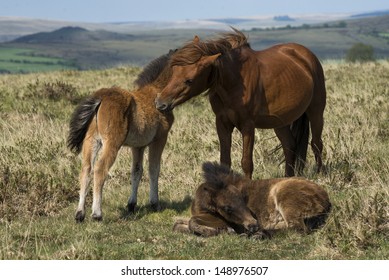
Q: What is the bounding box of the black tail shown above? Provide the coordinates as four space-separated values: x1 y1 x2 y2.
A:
290 113 310 173
67 96 101 154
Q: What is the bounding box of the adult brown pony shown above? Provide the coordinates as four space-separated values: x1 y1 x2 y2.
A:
67 51 174 222
155 29 326 177
174 162 331 237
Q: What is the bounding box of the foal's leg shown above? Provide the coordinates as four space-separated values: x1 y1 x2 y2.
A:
189 214 234 237
127 147 145 213
274 126 296 177
173 218 191 234
147 133 169 211
91 141 120 221
75 136 98 222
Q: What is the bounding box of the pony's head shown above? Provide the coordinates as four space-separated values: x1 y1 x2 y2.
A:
196 182 258 234
196 162 259 234
155 29 249 112
155 36 221 112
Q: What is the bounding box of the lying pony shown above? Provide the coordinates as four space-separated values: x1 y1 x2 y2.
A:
174 162 331 237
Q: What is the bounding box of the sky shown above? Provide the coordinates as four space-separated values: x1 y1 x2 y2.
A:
1 0 389 22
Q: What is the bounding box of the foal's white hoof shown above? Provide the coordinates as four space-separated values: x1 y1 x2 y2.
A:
91 214 103 221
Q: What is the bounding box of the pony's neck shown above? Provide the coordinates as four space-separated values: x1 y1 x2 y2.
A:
212 51 243 91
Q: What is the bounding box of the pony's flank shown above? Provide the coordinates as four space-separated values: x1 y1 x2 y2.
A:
67 96 101 154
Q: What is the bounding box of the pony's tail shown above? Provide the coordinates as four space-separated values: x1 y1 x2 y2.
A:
67 96 101 154
290 113 310 174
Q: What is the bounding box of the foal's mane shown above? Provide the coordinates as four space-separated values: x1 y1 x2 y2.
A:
171 28 249 66
134 49 176 88
202 162 244 190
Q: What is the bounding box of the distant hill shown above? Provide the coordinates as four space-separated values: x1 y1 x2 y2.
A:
0 13 350 42
1 13 389 73
351 10 389 18
13 26 134 43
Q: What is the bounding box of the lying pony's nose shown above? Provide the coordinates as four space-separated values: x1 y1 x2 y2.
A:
247 223 259 234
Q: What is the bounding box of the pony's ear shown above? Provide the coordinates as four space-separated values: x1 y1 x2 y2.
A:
193 35 200 43
203 184 216 194
199 53 221 67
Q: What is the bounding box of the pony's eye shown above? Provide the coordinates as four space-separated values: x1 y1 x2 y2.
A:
223 206 233 214
185 79 193 86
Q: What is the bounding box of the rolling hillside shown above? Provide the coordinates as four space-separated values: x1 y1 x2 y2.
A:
13 26 135 43
0 14 389 73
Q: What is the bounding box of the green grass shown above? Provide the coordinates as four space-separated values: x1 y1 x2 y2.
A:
0 47 77 73
0 62 388 259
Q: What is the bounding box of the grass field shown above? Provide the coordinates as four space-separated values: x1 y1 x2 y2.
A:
0 46 77 73
0 61 388 260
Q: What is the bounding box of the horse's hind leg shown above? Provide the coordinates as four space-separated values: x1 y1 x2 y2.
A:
75 135 100 222
91 140 120 221
306 108 324 173
274 126 296 177
127 147 145 213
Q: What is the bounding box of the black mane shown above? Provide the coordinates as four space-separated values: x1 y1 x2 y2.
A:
202 161 243 189
134 49 176 88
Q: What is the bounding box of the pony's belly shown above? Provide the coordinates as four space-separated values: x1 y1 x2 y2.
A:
255 115 285 129
123 127 157 147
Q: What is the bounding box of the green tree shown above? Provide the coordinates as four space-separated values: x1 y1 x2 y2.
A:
345 43 375 62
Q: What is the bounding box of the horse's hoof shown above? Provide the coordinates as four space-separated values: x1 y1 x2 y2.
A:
150 203 161 212
91 214 103 221
75 211 85 223
127 203 137 213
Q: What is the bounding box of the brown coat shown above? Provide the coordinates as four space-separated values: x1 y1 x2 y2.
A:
174 162 331 237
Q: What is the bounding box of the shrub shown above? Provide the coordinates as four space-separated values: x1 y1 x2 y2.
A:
345 43 375 62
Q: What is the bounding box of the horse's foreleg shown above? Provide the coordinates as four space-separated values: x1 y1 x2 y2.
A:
274 126 296 177
216 116 234 168
91 141 120 221
240 124 255 178
189 214 234 237
127 147 145 213
147 134 169 211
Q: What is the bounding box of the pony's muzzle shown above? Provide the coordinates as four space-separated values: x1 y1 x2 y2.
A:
155 97 171 112
244 220 259 234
